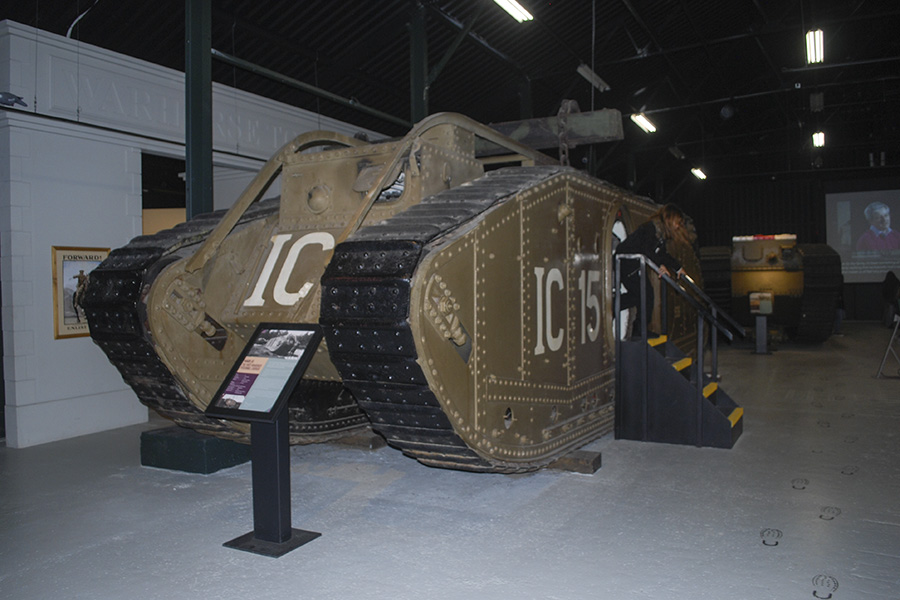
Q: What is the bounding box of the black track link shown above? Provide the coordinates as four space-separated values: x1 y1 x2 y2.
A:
83 210 242 438
83 198 369 443
322 166 566 472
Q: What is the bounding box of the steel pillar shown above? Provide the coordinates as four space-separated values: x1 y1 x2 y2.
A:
410 2 428 122
185 0 213 220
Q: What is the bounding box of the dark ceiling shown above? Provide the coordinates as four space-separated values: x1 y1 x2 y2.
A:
4 1 899 199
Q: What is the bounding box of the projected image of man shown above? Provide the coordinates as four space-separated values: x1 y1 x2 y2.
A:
857 202 900 251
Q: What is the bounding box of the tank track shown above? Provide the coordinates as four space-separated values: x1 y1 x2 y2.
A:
82 198 369 443
795 244 842 343
321 165 567 473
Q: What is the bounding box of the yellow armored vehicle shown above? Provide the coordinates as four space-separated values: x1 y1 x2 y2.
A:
83 113 697 472
700 234 841 343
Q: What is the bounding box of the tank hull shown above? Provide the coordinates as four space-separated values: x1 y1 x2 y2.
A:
322 166 666 470
700 236 841 343
84 113 701 471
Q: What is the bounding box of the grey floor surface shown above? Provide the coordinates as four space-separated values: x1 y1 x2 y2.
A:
1 321 899 600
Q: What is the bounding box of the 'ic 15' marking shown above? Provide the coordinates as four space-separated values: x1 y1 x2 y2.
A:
243 232 335 307
533 266 601 355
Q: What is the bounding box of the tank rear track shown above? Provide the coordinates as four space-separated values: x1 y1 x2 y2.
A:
794 244 843 343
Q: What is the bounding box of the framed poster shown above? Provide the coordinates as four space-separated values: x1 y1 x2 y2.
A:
51 246 109 339
205 323 323 423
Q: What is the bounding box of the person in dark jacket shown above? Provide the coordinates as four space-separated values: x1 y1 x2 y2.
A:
614 204 689 337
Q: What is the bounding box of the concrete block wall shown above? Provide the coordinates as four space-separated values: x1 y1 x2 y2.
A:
0 20 378 447
1 115 148 447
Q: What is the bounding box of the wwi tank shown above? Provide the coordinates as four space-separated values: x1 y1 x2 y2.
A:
699 235 842 343
83 113 696 472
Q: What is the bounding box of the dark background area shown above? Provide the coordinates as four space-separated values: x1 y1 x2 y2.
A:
3 0 899 318
141 154 187 210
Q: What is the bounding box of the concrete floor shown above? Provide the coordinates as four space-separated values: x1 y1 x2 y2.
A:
2 321 899 600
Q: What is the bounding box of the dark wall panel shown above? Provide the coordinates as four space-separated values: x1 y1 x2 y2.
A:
672 175 900 322
843 282 885 322
678 178 826 249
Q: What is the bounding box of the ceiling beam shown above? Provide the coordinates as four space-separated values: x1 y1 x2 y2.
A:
427 4 487 88
428 4 528 76
620 0 690 101
591 9 900 70
211 49 412 128
212 7 408 105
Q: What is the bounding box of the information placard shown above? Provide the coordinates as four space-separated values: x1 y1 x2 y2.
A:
205 323 322 423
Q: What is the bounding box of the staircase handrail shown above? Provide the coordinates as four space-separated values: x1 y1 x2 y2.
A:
677 272 746 338
615 253 741 341
614 252 739 447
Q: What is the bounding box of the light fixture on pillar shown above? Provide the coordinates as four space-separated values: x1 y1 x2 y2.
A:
630 113 656 133
806 29 824 64
812 131 825 147
577 64 611 92
494 0 533 22
691 167 707 180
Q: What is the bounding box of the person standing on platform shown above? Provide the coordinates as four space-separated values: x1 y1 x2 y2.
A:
615 204 689 337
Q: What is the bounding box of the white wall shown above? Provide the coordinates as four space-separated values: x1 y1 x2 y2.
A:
213 165 281 211
2 21 375 159
0 21 380 447
1 114 148 446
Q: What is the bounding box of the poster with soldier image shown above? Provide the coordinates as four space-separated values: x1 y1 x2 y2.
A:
52 246 109 339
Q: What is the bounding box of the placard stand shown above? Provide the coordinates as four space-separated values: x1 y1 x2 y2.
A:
751 293 773 355
754 315 769 355
204 323 325 558
222 401 320 557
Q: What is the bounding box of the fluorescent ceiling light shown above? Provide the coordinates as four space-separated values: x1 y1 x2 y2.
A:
812 131 825 147
577 64 611 92
494 0 533 22
630 113 656 133
691 167 707 180
806 29 824 64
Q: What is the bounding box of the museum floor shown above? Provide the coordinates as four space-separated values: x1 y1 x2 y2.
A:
2 321 899 600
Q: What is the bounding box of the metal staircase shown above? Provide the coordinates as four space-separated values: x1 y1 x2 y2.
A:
614 254 746 448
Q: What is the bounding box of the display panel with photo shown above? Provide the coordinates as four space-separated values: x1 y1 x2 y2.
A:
826 189 900 283
205 324 322 423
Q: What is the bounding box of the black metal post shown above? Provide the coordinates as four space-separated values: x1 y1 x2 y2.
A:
250 406 292 543
660 275 668 335
711 307 719 382
223 401 321 557
696 315 705 447
638 258 647 341
639 258 648 441
409 2 428 122
185 0 213 220
614 256 622 437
